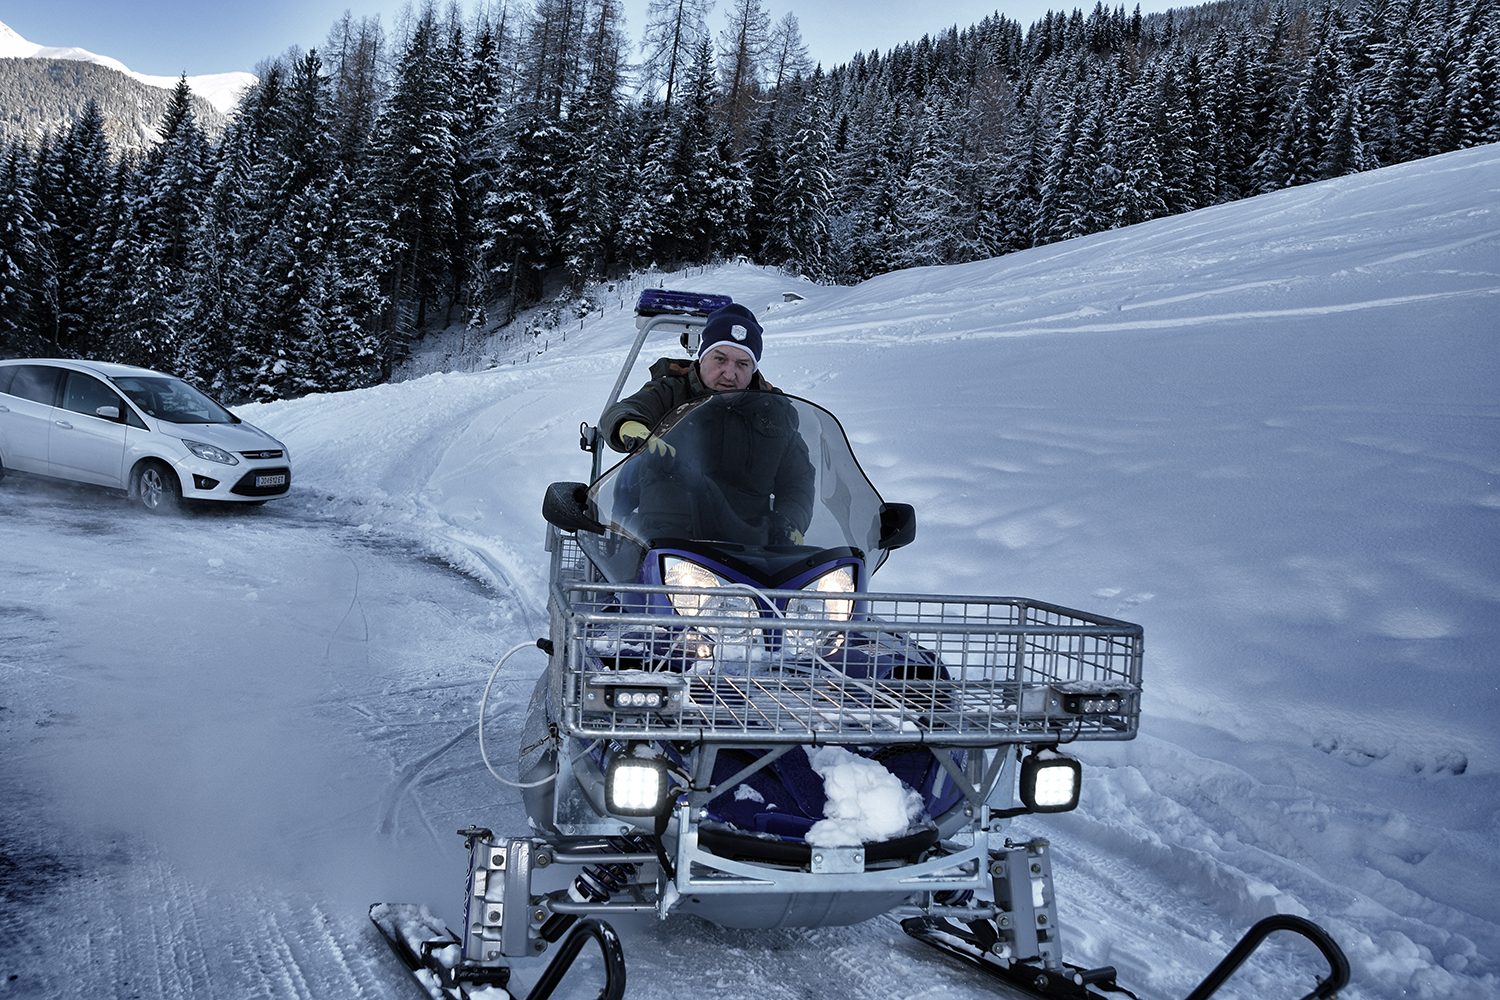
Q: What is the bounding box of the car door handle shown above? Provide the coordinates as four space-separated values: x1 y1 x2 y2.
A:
54 419 73 430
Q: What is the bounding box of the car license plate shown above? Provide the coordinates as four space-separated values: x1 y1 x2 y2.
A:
256 474 287 488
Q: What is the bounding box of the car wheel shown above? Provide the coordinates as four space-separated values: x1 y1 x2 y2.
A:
134 461 181 514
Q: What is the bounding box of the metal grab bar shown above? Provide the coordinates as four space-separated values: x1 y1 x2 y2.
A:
524 918 627 1000
1184 913 1351 1000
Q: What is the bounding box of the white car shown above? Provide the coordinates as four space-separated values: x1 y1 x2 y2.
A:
0 358 291 512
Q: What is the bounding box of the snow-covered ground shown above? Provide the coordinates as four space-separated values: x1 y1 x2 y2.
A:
3 143 1497 1000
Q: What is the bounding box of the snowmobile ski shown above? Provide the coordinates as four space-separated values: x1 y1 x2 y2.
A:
902 912 1350 1000
370 902 625 1000
1181 914 1349 1000
902 915 1136 999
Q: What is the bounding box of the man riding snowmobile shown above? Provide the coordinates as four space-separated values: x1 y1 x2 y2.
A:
371 290 1349 1000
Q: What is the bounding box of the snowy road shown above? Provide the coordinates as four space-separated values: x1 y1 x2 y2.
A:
0 482 1025 998
0 481 512 998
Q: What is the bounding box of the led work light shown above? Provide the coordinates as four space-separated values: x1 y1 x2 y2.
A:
1019 749 1082 813
605 754 671 816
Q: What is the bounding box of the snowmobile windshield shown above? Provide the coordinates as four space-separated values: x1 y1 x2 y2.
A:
581 393 894 581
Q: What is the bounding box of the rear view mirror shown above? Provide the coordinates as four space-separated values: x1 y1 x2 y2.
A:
95 405 120 421
542 481 605 534
878 503 916 550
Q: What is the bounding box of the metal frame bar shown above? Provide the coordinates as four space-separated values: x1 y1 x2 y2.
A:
591 313 710 482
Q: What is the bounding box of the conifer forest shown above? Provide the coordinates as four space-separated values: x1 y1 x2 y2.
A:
0 0 1496 402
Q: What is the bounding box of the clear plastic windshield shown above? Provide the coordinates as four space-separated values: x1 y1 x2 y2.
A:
581 393 892 580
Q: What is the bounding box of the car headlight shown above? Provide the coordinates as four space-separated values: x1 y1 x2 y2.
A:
661 557 760 649
182 439 239 465
783 566 856 655
1019 749 1082 812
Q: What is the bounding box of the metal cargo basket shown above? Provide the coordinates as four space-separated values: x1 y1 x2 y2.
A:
549 574 1142 748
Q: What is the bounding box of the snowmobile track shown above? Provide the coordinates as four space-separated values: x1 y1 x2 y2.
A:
378 721 482 840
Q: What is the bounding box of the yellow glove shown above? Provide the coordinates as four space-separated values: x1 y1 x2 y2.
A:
618 420 676 456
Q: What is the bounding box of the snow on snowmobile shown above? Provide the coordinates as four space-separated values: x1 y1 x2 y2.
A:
372 290 1350 1000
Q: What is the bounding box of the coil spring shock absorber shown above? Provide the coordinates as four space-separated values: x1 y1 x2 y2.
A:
539 836 655 942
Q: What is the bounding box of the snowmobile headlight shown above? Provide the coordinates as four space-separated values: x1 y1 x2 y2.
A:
605 754 671 816
662 557 760 648
783 566 856 655
1020 749 1082 813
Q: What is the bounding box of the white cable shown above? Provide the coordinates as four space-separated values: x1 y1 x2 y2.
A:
479 640 565 790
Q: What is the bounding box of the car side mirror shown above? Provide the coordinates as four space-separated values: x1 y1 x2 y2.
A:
95 405 120 421
878 503 916 550
542 481 605 534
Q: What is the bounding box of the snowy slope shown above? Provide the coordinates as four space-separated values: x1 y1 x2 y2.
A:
0 19 253 114
2 144 1497 1000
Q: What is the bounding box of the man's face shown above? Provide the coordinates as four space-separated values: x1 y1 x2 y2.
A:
700 346 755 391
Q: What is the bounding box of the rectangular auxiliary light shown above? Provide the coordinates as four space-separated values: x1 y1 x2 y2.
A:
1020 750 1082 813
605 756 670 816
584 673 685 716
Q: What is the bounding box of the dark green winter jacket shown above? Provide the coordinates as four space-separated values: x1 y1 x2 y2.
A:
601 356 776 451
600 358 813 542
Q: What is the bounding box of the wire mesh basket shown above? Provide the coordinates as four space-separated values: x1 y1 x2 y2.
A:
550 577 1142 748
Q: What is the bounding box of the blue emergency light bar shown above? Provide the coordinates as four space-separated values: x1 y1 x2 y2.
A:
635 289 733 318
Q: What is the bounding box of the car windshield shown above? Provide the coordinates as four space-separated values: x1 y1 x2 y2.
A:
112 376 235 425
581 393 893 578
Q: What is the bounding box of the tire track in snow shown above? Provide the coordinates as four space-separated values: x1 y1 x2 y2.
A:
439 530 546 637
324 549 370 667
156 858 217 999
262 899 393 1000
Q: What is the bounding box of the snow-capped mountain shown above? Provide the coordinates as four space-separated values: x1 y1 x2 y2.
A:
0 19 254 113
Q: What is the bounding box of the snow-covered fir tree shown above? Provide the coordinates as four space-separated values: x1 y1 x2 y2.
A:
0 145 49 353
4 0 1495 400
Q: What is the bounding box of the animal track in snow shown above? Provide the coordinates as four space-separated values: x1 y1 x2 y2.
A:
1314 734 1468 776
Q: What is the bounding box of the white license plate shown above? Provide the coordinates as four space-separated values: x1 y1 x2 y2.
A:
256 474 287 488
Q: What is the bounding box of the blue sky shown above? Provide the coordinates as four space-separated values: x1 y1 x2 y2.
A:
1 0 1177 78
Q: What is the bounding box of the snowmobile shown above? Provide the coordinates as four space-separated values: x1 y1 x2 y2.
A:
372 290 1350 1000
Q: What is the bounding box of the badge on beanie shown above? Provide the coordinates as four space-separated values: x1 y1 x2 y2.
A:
731 326 747 341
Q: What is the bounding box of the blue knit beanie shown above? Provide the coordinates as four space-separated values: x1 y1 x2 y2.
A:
700 303 763 367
